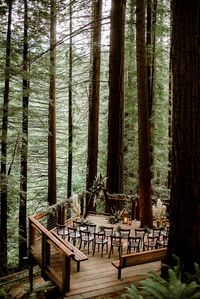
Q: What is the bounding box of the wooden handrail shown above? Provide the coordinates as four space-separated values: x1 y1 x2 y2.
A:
28 214 74 294
29 215 73 256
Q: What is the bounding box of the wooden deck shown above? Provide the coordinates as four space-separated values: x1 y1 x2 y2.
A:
64 250 161 298
29 213 163 298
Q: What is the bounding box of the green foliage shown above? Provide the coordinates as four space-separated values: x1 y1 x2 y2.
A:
108 209 123 224
0 286 8 299
121 260 200 299
121 284 142 299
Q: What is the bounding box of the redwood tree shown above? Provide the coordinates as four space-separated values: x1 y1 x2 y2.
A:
136 0 153 227
167 0 200 273
0 0 12 276
106 0 126 195
85 0 102 213
48 0 57 206
19 0 29 269
67 0 73 199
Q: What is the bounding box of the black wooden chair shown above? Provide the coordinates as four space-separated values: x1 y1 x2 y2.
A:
73 220 82 229
92 232 108 257
143 235 159 251
103 226 114 239
79 230 94 254
86 224 96 237
135 228 146 247
157 235 168 248
56 224 68 239
67 227 80 246
109 235 122 258
152 227 162 238
127 236 141 253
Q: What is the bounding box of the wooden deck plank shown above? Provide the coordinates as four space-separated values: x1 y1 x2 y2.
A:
61 214 162 298
30 213 164 298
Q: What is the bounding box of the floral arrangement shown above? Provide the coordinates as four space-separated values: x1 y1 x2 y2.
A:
70 193 81 218
152 198 166 225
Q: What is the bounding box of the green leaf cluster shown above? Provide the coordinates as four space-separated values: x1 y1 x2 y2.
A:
121 262 200 299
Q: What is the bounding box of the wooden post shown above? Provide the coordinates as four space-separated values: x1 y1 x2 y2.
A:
41 233 50 279
62 255 71 293
58 204 65 225
29 256 34 292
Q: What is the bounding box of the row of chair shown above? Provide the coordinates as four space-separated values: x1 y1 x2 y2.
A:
56 222 169 258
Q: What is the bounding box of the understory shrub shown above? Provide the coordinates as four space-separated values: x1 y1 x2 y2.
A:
121 258 200 299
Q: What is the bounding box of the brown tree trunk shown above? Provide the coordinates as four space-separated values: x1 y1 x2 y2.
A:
0 0 12 277
19 0 29 269
167 48 172 189
85 0 102 214
146 0 157 180
67 0 73 199
167 0 200 273
48 0 57 207
136 0 153 227
106 0 126 195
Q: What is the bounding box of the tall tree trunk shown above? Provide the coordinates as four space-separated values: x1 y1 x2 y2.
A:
85 0 102 214
48 0 57 207
67 0 73 199
168 48 172 189
0 0 12 277
136 0 153 227
124 0 137 194
146 0 157 180
106 0 126 196
167 0 200 273
19 0 29 269
146 0 152 114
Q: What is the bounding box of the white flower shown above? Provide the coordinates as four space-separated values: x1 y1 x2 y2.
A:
70 193 81 218
152 198 166 221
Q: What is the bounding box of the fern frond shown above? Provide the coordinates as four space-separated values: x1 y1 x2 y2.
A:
142 279 171 299
120 284 143 299
145 271 168 287
191 291 200 299
181 281 200 298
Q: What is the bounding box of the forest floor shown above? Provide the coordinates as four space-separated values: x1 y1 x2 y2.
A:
1 271 125 299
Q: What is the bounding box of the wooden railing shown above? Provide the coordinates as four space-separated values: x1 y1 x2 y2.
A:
28 214 74 294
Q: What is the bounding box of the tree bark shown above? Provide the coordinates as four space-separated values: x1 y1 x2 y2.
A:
136 0 153 227
167 0 200 273
19 0 29 269
106 0 126 195
0 0 12 277
67 0 73 199
48 0 57 207
86 0 102 213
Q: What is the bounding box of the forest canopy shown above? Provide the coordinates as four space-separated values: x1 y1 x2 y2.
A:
0 0 171 274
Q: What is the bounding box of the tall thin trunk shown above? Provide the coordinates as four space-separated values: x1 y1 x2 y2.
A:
146 0 152 114
85 0 102 215
48 0 57 207
19 0 29 269
146 0 157 179
106 0 126 196
0 0 12 277
67 0 73 199
136 0 153 227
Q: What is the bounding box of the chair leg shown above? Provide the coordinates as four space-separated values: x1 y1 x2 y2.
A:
92 243 96 255
79 240 82 250
109 246 112 258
